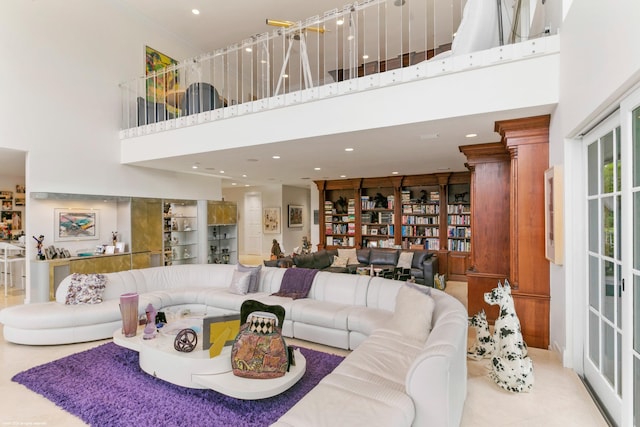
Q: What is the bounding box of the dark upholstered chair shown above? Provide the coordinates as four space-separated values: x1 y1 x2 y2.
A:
136 97 172 126
185 82 222 115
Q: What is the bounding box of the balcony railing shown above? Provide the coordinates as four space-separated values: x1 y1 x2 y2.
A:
120 0 550 136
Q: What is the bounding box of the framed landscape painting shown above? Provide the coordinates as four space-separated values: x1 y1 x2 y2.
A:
55 209 99 241
288 205 303 228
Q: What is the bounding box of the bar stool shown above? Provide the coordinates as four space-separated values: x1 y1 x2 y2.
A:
1 242 25 297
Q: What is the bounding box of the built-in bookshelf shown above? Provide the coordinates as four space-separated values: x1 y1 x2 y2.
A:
400 187 440 250
360 191 395 248
324 197 356 247
446 183 471 252
315 173 471 280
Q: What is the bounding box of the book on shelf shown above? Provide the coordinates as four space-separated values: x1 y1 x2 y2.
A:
429 191 440 201
326 236 333 246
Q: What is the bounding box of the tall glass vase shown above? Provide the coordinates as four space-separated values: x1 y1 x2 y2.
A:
119 292 139 337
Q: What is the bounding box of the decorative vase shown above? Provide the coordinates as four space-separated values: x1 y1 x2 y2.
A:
119 292 139 338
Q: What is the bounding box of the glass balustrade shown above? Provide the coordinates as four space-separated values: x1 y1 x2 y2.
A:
120 0 548 132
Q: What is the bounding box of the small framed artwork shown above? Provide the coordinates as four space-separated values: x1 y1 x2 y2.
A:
263 207 281 234
0 191 12 200
544 166 563 265
55 209 99 241
1 200 12 210
1 211 21 230
288 205 303 228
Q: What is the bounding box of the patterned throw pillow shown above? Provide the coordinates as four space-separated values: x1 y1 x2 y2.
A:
248 314 277 334
65 273 107 305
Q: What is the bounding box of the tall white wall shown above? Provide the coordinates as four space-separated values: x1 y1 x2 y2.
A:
282 185 311 254
0 0 224 260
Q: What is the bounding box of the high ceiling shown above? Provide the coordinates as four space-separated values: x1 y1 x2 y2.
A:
2 1 555 188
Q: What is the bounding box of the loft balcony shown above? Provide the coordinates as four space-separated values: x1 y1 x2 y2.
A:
119 0 558 140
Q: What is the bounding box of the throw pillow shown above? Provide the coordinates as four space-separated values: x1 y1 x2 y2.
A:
397 251 414 269
338 248 359 265
228 270 252 295
389 284 435 342
237 263 262 293
330 256 349 268
65 273 107 305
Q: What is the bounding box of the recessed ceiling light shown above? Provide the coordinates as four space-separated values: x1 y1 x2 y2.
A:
314 167 321 171
347 35 355 41
220 170 225 174
244 184 250 187
392 171 399 175
465 133 477 138
260 59 267 64
245 47 252 53
282 74 288 78
231 182 237 186
344 148 354 152
272 155 281 159
191 164 199 169
340 175 347 178
242 174 247 178
362 54 369 59
419 133 440 140
191 9 200 15
336 18 344 25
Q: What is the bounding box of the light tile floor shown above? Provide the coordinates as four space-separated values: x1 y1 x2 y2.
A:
0 277 609 426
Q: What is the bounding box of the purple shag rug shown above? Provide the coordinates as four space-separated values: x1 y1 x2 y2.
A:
12 342 343 427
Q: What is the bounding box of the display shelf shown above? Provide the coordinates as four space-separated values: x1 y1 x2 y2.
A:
163 200 198 266
208 224 237 264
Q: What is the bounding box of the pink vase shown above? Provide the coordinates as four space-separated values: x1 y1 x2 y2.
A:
119 292 139 337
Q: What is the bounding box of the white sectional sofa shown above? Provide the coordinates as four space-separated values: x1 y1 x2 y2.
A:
0 263 467 426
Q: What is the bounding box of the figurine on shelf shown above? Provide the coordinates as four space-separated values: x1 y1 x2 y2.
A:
112 231 118 247
143 303 157 340
33 235 45 260
270 239 284 260
301 236 311 254
183 219 190 231
172 219 178 231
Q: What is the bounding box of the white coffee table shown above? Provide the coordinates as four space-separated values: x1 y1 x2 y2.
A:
113 325 306 399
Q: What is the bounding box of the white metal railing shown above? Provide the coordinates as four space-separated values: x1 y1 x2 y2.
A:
120 0 548 134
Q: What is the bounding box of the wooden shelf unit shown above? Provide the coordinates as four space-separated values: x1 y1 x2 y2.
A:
315 172 470 279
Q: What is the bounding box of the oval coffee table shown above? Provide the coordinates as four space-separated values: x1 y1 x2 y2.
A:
113 326 306 399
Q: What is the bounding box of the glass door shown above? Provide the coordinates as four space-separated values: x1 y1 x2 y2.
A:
585 119 623 425
631 104 640 427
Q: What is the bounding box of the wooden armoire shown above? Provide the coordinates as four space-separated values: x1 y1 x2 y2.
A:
460 115 550 349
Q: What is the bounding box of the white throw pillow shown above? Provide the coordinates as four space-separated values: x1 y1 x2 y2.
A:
228 270 251 295
397 251 414 269
389 284 435 342
330 256 349 268
338 248 359 265
237 263 262 293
